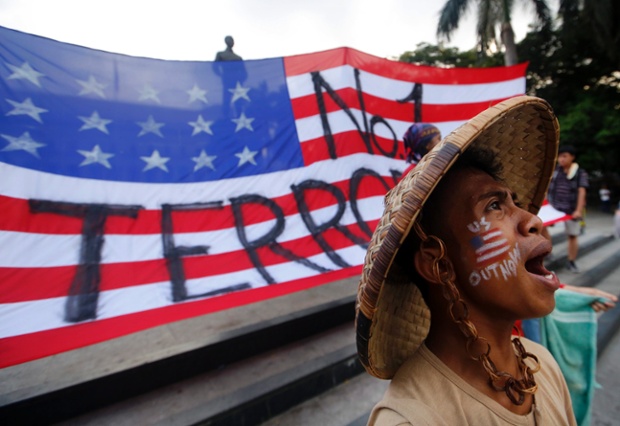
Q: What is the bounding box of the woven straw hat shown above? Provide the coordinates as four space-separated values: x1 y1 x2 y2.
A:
356 95 560 379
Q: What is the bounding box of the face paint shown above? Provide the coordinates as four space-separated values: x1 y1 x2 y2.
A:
470 228 510 267
469 244 521 286
466 216 491 234
466 216 519 286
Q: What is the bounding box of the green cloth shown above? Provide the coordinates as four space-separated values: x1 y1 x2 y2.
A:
540 289 606 426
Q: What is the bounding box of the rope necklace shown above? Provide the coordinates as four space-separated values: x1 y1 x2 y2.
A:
414 222 541 405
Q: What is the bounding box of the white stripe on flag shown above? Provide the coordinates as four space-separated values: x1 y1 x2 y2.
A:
0 244 368 339
0 155 405 209
286 65 525 104
0 195 385 268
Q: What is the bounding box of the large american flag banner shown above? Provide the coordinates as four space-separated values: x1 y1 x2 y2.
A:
0 26 534 368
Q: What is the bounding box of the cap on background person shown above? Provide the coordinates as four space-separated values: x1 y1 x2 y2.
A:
402 123 441 164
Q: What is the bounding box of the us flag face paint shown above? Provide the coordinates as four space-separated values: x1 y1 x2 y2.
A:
470 228 511 267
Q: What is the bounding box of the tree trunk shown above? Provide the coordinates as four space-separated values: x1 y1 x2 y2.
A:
501 22 518 66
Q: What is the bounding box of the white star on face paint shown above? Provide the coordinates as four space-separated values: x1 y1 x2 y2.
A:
231 112 255 132
7 62 45 87
138 84 161 103
6 98 48 123
228 82 251 103
192 150 217 171
235 146 258 166
137 115 165 137
77 75 107 98
78 145 114 168
188 115 214 136
187 84 208 104
79 111 112 134
1 131 45 157
141 150 170 172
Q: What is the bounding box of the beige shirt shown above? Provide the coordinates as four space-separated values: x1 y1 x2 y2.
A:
369 339 577 425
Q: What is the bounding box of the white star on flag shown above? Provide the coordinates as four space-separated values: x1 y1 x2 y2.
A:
235 146 258 166
228 82 251 103
141 150 170 172
77 75 107 98
232 112 255 132
187 84 208 104
189 115 214 136
1 131 46 157
137 115 165 137
192 150 217 171
7 62 45 87
79 111 112 134
6 98 48 123
138 84 161 103
78 145 114 168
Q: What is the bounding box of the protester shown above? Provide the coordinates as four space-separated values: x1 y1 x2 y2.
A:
615 201 620 238
357 96 577 424
546 145 589 273
401 122 441 176
599 183 611 213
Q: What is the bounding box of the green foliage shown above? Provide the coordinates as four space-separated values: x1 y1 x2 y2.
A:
399 3 620 180
558 95 620 177
398 42 503 68
436 0 552 65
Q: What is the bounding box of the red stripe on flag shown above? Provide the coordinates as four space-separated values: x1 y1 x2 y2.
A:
0 220 378 303
300 133 407 165
0 265 361 368
0 172 392 235
284 47 528 83
291 89 514 122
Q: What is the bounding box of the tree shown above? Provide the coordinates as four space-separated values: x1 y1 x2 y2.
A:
398 42 503 68
557 0 620 67
436 0 551 65
514 6 620 190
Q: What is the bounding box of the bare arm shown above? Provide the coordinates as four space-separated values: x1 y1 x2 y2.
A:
572 187 586 219
562 284 617 312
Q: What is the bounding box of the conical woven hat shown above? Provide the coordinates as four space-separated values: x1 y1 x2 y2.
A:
356 96 560 379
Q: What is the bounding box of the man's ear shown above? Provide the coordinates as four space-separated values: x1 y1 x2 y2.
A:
414 238 449 285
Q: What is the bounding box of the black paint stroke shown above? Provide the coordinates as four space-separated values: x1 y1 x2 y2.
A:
397 82 424 123
349 168 394 238
29 200 142 323
311 68 401 162
230 194 330 285
369 115 399 157
291 179 368 268
161 202 251 302
311 70 372 157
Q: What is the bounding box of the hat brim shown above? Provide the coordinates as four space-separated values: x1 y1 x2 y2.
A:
356 96 560 379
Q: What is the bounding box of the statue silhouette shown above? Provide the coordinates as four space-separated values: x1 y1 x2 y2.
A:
212 36 247 118
215 36 243 61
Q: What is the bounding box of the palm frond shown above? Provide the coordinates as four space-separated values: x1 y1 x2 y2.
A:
437 0 472 40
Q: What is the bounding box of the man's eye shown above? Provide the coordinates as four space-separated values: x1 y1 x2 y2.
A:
489 201 501 210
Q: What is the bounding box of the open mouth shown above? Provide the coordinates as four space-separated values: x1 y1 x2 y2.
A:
525 253 554 280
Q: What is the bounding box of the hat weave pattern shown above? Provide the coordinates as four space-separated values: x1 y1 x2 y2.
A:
356 96 560 379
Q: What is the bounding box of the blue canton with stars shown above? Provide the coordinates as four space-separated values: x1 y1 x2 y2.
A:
0 26 303 183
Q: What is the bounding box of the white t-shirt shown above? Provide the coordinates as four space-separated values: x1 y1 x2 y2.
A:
369 340 577 425
599 188 611 201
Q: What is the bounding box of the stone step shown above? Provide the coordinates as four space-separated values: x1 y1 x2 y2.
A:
53 323 361 426
0 286 359 425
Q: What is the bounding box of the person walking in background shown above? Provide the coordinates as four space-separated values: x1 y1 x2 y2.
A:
547 146 589 273
599 183 611 213
401 123 441 176
615 201 620 239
